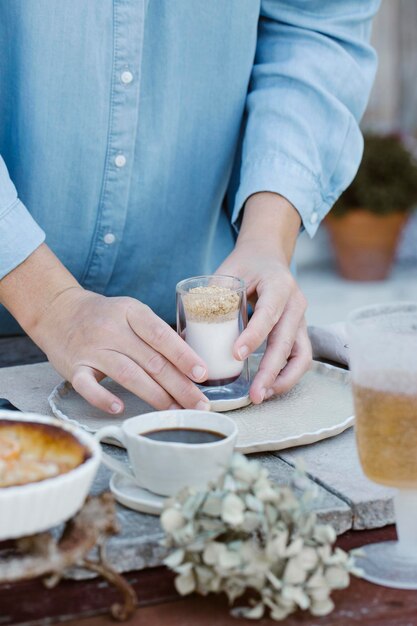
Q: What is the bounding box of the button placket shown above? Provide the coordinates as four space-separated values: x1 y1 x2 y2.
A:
82 1 146 291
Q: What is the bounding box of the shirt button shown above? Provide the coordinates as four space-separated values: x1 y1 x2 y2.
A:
121 70 133 84
115 154 126 168
104 233 116 245
310 211 319 225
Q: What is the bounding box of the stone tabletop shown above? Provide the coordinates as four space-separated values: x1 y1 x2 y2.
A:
0 361 394 577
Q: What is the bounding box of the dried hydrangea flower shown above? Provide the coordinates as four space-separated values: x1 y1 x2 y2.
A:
161 453 357 621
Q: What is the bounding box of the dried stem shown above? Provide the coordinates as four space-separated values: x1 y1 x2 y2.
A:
0 493 137 622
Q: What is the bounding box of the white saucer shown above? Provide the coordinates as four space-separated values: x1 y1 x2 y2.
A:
110 473 165 515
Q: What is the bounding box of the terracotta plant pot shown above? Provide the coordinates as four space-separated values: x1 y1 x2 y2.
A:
325 209 409 281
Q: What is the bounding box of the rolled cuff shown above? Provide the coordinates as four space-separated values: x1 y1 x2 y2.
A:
0 199 46 279
231 155 335 238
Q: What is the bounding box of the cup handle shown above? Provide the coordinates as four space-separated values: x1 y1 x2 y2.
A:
94 425 136 482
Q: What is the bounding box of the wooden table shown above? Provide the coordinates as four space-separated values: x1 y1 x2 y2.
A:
0 339 414 626
4 527 417 626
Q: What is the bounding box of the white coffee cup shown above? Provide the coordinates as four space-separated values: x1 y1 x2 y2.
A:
94 410 238 496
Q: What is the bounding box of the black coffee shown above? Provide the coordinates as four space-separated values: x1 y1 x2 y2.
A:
141 428 226 444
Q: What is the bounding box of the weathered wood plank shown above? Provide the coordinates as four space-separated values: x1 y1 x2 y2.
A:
253 455 351 534
363 0 401 132
278 429 395 531
398 0 417 133
364 0 417 134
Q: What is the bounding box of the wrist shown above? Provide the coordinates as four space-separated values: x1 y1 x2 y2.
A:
236 192 301 264
0 243 81 338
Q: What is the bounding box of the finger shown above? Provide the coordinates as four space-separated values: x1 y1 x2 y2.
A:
132 339 211 410
264 327 312 398
72 365 125 415
100 351 180 411
127 303 208 382
234 276 292 360
250 303 306 403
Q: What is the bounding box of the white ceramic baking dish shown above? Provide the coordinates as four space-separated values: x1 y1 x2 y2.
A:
0 410 101 540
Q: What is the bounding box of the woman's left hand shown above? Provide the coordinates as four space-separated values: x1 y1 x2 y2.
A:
215 193 312 404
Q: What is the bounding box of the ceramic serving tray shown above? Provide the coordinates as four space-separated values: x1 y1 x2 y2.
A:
48 359 354 454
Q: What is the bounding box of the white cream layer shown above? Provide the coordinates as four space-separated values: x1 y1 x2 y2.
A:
186 318 244 380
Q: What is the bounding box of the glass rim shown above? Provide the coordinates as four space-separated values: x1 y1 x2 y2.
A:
176 274 246 296
347 301 417 330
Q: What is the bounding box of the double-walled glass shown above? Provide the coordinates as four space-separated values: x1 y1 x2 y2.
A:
176 275 250 408
348 302 417 588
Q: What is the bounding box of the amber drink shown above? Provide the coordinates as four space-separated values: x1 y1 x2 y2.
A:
354 383 417 488
348 302 417 590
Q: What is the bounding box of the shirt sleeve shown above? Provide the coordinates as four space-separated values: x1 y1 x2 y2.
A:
232 0 380 237
0 155 45 279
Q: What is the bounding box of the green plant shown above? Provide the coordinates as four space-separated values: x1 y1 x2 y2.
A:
161 454 359 621
332 134 417 217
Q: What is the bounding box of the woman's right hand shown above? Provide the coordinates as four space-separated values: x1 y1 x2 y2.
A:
0 243 210 414
31 286 210 414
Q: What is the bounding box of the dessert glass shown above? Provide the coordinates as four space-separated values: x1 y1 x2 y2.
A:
176 275 250 409
348 302 417 588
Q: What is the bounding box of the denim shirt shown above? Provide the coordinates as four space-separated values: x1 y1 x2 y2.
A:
0 0 378 333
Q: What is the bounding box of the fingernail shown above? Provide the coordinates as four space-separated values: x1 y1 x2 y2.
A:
192 365 206 381
259 388 266 402
195 400 211 411
110 402 122 414
169 403 182 410
238 345 249 360
265 388 275 400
